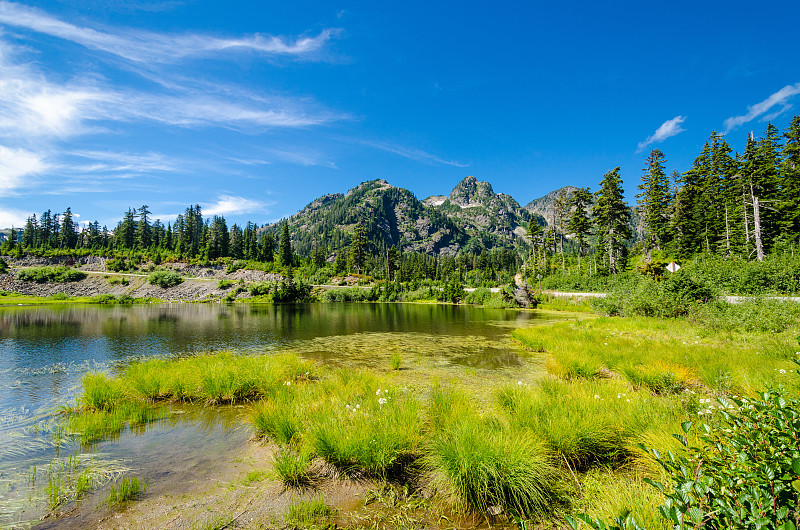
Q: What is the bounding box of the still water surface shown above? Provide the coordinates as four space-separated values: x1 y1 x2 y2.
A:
0 303 555 527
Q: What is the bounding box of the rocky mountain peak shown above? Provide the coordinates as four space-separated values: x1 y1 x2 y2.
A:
448 176 496 208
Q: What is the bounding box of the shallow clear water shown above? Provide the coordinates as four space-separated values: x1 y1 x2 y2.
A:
0 303 555 527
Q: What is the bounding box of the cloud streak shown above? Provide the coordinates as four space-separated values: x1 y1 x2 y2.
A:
0 38 342 144
203 195 271 217
0 1 338 64
360 140 468 167
637 116 686 152
0 145 47 196
723 83 800 133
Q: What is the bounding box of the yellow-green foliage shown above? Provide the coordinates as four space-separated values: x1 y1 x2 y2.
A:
121 351 314 404
513 317 800 394
581 469 670 530
426 417 564 518
497 379 681 471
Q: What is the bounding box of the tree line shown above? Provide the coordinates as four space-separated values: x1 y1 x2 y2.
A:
3 115 798 280
526 115 800 276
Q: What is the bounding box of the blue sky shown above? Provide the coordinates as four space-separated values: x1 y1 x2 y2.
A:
1 0 799 229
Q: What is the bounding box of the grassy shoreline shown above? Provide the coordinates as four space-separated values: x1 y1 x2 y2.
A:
46 305 800 528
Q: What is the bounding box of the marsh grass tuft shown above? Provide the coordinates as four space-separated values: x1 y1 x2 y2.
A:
272 447 314 488
426 419 564 519
285 494 334 527
105 474 145 506
390 352 402 370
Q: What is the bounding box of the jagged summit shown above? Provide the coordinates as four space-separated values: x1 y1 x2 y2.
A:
270 177 565 258
447 176 496 208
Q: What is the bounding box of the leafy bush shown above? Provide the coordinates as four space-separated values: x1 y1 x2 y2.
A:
107 275 129 286
593 271 715 318
571 361 800 530
321 286 378 302
249 281 272 296
147 270 183 288
17 266 87 283
690 298 800 334
106 257 134 272
217 279 234 289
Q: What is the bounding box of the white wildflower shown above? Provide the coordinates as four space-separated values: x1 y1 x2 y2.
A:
378 398 387 405
376 389 381 395
594 395 600 399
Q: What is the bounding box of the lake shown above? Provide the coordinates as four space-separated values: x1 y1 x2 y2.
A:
0 303 560 527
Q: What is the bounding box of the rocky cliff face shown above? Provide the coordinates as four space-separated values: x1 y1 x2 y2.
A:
270 177 563 257
524 186 579 226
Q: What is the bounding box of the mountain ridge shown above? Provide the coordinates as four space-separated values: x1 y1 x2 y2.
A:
269 176 569 257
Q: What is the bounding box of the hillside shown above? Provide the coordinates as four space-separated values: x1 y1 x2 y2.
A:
270 177 545 258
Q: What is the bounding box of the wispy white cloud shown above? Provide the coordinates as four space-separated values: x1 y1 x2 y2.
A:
0 1 339 64
360 140 468 167
0 37 342 144
203 195 272 217
637 116 686 152
0 205 31 227
65 150 179 173
0 145 47 195
723 83 800 133
264 148 337 168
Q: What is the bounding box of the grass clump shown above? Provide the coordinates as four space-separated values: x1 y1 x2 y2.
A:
310 385 421 478
17 266 87 283
148 270 183 288
390 352 402 370
285 494 334 527
105 474 145 506
498 380 646 470
273 447 314 487
426 419 563 519
107 275 129 286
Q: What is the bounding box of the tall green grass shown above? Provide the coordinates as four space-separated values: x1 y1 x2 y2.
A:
513 317 799 394
426 419 564 518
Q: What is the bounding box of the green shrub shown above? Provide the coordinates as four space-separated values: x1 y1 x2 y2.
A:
107 275 129 286
249 282 272 297
17 266 87 283
217 279 234 289
645 386 800 529
593 271 715 318
0 257 8 273
147 270 183 288
572 364 800 530
106 257 134 272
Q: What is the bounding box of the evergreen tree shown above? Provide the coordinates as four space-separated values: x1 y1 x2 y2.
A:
207 215 229 259
279 223 293 267
260 231 275 262
783 116 800 241
59 207 78 249
229 224 243 259
136 205 151 249
350 222 367 274
567 187 593 269
118 208 136 249
593 167 631 274
636 149 671 253
753 123 782 251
